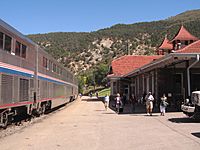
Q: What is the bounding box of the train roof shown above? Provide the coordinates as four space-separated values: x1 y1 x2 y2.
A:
0 19 36 46
0 19 73 74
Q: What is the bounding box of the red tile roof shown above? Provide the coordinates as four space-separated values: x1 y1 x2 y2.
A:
171 25 199 42
175 40 200 53
108 55 162 77
159 37 173 50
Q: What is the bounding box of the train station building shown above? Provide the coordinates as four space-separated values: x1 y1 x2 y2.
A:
108 25 200 108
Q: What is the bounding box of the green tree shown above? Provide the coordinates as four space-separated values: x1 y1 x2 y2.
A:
94 63 108 86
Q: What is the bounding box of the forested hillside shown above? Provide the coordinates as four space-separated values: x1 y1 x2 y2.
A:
28 9 200 89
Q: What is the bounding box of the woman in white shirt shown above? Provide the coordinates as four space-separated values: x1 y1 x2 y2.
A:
104 94 110 110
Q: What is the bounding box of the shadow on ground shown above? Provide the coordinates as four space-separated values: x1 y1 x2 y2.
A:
108 98 182 115
102 112 116 115
82 97 183 117
81 97 102 102
108 99 147 115
168 117 200 123
95 109 105 112
191 132 200 138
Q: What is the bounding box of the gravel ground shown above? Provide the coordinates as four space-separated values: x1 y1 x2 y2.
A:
0 114 49 139
0 101 74 139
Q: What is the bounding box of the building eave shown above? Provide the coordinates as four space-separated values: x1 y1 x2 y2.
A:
124 53 200 78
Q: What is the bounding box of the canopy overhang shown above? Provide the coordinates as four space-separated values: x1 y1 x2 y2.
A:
124 53 200 78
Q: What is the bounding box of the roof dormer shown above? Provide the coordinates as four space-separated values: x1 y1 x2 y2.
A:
171 25 199 50
157 36 173 55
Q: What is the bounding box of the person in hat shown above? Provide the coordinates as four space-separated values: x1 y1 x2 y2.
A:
145 92 154 116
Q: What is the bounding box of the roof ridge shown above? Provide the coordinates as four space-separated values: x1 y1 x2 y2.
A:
171 25 198 42
158 36 173 49
112 55 161 62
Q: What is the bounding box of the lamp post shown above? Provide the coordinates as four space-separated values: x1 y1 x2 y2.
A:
127 39 130 55
93 70 96 90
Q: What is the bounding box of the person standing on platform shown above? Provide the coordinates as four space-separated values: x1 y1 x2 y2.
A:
104 94 110 110
115 93 121 113
160 94 168 116
145 92 154 116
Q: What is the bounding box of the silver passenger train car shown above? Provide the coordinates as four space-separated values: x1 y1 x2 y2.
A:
0 19 78 128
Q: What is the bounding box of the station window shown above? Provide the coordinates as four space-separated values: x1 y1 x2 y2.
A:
4 34 12 52
15 41 21 56
22 44 26 58
0 32 3 49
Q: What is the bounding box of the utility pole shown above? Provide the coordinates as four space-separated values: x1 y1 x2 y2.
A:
127 39 130 55
93 70 96 90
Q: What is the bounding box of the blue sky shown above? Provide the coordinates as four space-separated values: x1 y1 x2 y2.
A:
1 0 200 34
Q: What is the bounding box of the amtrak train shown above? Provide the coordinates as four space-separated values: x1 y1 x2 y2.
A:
0 19 78 128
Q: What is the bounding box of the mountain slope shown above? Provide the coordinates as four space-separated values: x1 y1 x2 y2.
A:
28 9 200 75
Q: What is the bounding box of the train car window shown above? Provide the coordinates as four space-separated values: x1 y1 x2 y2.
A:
46 59 49 70
52 62 54 72
43 57 47 68
43 57 45 67
49 60 52 71
60 68 62 75
65 71 68 79
22 44 26 58
57 67 60 74
0 32 3 49
4 34 12 52
15 41 21 56
53 63 56 72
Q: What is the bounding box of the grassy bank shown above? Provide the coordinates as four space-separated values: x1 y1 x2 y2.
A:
98 88 111 97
